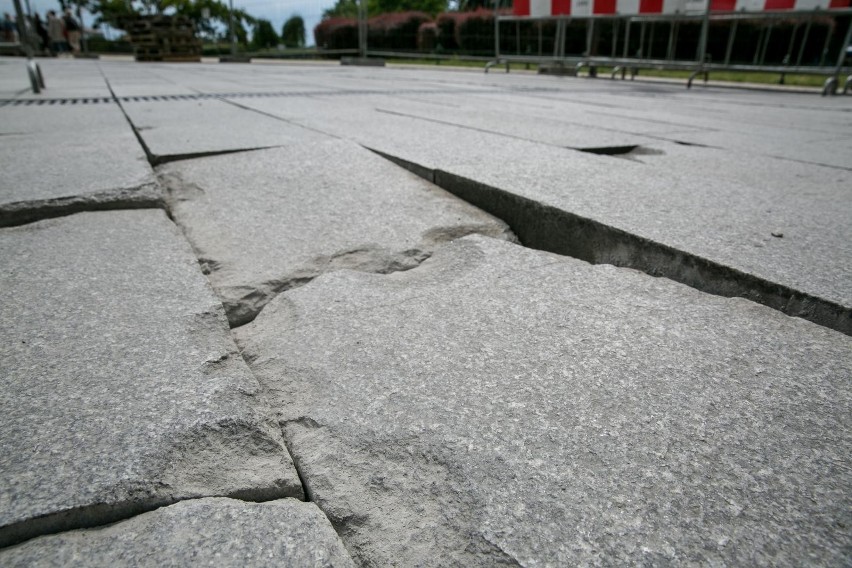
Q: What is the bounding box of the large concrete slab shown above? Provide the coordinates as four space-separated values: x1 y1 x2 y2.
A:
429 137 852 320
159 139 515 326
235 235 852 567
120 98 328 161
313 119 850 331
0 210 302 548
0 104 158 226
1 59 113 101
0 498 354 567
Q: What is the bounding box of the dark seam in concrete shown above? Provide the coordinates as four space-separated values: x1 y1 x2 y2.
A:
150 147 280 167
373 107 694 149
215 96 341 140
368 148 851 337
0 190 164 228
278 420 320 504
575 145 640 156
99 68 158 167
0 489 295 551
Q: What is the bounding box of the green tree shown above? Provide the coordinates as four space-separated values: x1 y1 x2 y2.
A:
91 0 255 42
322 0 358 18
455 0 491 9
252 18 277 48
371 0 446 14
323 0 447 18
281 14 305 47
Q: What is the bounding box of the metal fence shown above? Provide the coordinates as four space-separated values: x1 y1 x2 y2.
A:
488 1 852 94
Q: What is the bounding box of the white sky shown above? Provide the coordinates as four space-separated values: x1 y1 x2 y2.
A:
1 0 337 45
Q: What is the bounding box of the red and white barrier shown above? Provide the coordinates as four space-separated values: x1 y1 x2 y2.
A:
512 0 850 16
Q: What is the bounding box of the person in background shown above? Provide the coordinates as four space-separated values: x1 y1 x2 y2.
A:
47 10 65 54
63 8 80 54
1 13 16 43
33 13 50 54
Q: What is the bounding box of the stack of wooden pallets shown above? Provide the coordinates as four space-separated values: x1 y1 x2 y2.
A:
127 15 201 62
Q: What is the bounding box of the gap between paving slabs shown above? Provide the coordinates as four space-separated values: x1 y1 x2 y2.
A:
369 148 851 337
155 140 517 330
0 209 332 551
0 183 163 228
0 213 350 556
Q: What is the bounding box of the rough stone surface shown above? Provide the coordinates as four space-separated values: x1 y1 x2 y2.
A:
220 76 851 317
235 235 852 567
0 210 302 548
120 98 328 161
436 139 852 312
159 140 515 326
0 498 354 567
0 105 157 225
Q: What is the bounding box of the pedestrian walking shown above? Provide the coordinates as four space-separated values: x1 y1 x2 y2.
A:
63 9 80 54
1 13 16 43
47 10 66 54
33 13 49 54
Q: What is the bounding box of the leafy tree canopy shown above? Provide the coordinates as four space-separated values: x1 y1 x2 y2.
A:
91 0 254 42
323 0 448 18
252 18 278 48
281 14 305 47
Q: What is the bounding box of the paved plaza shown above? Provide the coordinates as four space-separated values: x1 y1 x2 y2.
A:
1 57 851 566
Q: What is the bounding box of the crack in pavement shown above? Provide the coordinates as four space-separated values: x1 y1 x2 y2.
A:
369 148 852 336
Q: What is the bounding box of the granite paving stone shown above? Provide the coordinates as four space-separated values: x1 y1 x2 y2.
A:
0 498 354 567
285 110 848 324
0 210 302 548
159 139 515 326
0 104 158 226
234 234 852 567
3 59 113 100
171 83 852 330
120 98 328 161
434 138 852 313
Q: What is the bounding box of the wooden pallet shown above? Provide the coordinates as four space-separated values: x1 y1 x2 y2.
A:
128 15 201 63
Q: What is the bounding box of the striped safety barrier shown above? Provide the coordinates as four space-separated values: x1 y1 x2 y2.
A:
513 0 851 16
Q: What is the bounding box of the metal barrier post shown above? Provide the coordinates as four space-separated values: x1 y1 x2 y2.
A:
485 0 509 73
724 19 738 65
697 1 710 63
648 22 655 58
753 26 765 64
824 17 852 95
667 20 677 60
819 19 834 66
612 19 620 58
759 23 774 65
494 0 500 59
835 17 852 71
358 0 367 59
13 0 42 94
538 20 543 55
796 16 812 66
516 20 521 55
228 0 236 55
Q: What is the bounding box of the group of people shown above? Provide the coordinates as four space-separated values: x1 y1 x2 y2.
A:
1 9 82 56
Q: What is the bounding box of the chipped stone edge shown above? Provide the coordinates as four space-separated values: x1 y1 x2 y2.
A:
0 182 165 228
369 147 852 337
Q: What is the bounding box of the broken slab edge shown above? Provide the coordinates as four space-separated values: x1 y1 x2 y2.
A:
0 497 356 567
0 477 303 550
0 183 165 228
373 151 851 336
340 57 386 67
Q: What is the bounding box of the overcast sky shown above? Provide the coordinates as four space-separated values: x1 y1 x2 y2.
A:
2 0 337 45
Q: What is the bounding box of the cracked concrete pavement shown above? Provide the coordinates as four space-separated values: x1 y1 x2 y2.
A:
0 57 850 566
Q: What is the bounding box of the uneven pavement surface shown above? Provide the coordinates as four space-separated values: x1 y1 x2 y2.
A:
1 57 850 566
